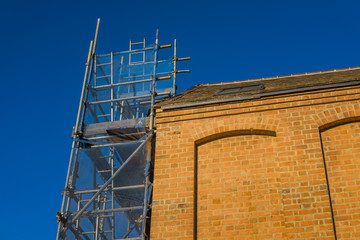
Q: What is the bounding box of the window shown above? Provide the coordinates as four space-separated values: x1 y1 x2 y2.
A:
214 84 265 96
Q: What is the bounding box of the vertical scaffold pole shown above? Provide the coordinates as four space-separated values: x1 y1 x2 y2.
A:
76 18 100 137
57 24 182 240
56 40 93 240
173 39 177 95
142 139 152 239
111 51 114 121
111 147 115 239
56 18 100 240
78 18 100 129
149 29 159 130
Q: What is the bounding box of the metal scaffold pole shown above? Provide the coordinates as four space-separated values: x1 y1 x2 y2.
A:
56 18 100 240
149 29 159 131
56 23 189 240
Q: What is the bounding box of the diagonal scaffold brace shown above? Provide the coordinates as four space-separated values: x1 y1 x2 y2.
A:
64 131 153 230
56 17 190 240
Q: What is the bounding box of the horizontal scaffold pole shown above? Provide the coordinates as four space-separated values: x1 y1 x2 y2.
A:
76 206 144 217
92 78 154 90
91 74 172 90
87 91 170 105
97 46 155 57
74 184 145 195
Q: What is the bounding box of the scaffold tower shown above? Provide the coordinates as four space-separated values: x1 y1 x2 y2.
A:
56 19 190 240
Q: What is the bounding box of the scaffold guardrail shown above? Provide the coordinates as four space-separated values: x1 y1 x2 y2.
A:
56 19 189 240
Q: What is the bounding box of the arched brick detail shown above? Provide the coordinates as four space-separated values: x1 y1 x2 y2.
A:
190 116 279 143
319 116 360 132
193 127 278 239
320 121 360 239
312 103 360 128
195 129 276 146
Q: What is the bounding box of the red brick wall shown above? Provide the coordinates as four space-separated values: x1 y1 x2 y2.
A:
321 122 360 239
197 134 284 239
150 86 360 239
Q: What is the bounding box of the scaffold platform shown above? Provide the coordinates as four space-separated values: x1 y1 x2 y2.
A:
56 19 189 240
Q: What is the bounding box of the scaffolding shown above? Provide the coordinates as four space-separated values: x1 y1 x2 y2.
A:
56 19 189 240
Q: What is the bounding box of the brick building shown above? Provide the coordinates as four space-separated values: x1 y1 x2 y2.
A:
150 67 360 239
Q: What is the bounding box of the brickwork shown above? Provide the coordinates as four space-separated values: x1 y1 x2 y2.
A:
321 122 360 239
150 85 360 239
197 134 284 239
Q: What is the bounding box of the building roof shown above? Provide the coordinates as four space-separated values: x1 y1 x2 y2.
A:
157 67 360 110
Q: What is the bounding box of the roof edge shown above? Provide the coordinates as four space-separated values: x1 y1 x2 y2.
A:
207 66 360 86
161 80 360 110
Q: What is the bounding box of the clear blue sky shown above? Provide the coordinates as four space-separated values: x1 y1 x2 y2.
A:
1 0 360 239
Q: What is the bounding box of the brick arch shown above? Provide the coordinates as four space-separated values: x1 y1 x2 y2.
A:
319 120 360 239
190 116 279 143
193 127 277 239
312 104 360 129
313 104 360 239
319 116 360 132
195 129 276 146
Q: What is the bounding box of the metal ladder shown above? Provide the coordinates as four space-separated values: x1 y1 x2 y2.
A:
128 38 147 119
56 21 190 240
93 53 114 122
